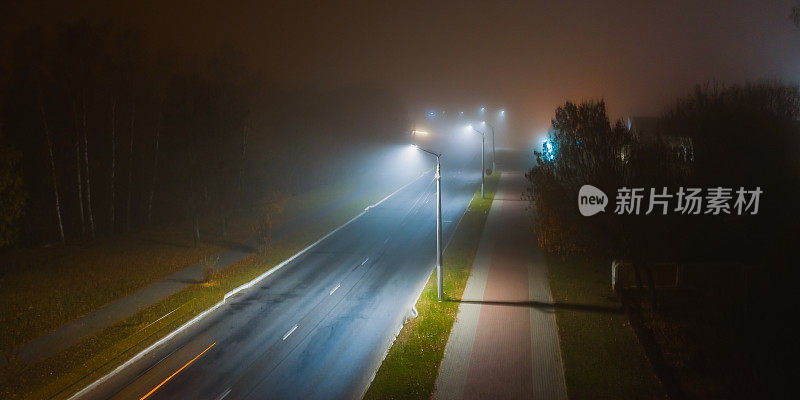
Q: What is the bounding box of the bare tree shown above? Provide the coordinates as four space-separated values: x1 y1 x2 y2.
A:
238 117 249 194
81 92 95 238
147 96 162 226
72 100 86 238
109 97 117 233
38 95 65 245
126 102 135 232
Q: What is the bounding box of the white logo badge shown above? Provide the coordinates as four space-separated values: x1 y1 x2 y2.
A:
578 185 608 216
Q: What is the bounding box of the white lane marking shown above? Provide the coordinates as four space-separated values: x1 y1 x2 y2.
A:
224 170 432 302
329 283 341 296
361 257 369 265
136 304 182 335
215 388 231 400
364 169 433 211
68 170 434 400
282 324 299 341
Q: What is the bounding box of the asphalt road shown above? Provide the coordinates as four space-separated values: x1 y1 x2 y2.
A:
75 149 482 400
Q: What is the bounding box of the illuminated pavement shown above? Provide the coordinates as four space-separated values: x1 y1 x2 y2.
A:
434 171 567 400
74 150 481 400
13 186 369 368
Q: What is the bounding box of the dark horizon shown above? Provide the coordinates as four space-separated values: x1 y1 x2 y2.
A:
3 0 800 146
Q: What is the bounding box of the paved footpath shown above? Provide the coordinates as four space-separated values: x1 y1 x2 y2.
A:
8 182 371 368
434 172 568 400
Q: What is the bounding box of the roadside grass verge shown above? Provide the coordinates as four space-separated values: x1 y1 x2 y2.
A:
0 176 403 400
547 255 666 400
364 172 499 400
624 265 784 399
0 177 369 355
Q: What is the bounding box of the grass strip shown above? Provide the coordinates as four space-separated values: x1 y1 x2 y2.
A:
547 255 666 399
363 172 499 400
0 179 395 400
0 178 367 354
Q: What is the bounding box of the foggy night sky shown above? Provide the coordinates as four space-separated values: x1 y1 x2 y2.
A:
2 0 800 145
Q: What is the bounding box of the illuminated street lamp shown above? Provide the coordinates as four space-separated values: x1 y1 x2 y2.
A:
482 120 496 173
467 124 486 198
410 144 444 301
411 129 429 136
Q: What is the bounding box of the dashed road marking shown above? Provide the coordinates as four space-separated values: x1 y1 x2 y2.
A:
329 283 341 296
215 388 231 400
282 325 299 341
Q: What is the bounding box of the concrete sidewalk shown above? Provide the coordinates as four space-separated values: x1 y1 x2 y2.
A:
434 172 568 400
8 183 367 368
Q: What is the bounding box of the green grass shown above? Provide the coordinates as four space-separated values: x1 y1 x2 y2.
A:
0 177 398 400
364 172 499 400
0 178 368 354
547 255 666 400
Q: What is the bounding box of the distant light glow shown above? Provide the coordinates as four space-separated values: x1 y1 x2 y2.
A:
542 139 555 161
427 111 436 118
499 109 505 115
480 107 486 113
411 129 428 136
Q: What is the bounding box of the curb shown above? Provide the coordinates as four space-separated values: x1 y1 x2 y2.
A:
68 170 431 400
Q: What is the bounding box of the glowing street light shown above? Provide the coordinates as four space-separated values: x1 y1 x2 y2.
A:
409 144 444 301
467 124 486 198
411 129 429 136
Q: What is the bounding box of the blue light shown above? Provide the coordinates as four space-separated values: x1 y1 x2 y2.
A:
427 111 436 118
542 139 555 161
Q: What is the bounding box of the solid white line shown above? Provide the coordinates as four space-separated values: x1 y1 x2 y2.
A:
361 174 495 399
282 324 299 341
329 283 341 296
135 304 182 335
68 171 433 400
224 170 431 302
215 388 231 400
68 300 226 400
364 169 432 212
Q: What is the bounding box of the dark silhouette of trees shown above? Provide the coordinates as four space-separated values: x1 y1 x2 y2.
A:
0 130 25 248
527 83 800 266
526 100 631 257
1 21 408 248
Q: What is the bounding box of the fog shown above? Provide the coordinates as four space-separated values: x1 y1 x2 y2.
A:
3 0 800 146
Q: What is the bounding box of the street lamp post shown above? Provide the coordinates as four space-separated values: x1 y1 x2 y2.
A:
468 125 486 198
484 121 496 173
411 144 444 301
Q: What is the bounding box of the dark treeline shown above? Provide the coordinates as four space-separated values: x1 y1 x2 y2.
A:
528 82 800 264
527 83 800 398
0 21 407 247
